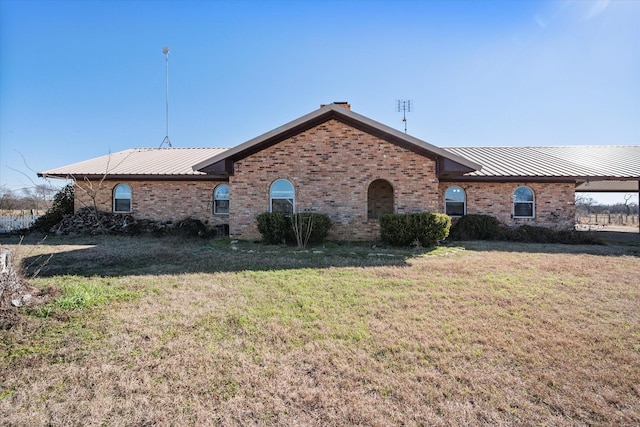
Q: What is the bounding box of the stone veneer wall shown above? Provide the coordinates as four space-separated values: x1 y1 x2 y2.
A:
439 181 576 229
74 180 230 228
229 119 440 241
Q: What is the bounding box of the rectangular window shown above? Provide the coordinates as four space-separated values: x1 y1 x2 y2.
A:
214 199 229 214
514 202 534 218
271 198 294 214
445 202 465 216
114 199 131 213
513 186 535 218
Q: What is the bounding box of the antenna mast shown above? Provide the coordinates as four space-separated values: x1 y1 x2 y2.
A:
397 100 412 134
160 46 172 148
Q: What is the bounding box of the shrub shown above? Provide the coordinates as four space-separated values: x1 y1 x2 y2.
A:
447 215 603 245
30 184 74 232
554 230 602 245
256 212 293 244
501 225 603 245
291 213 332 247
448 214 503 240
256 212 332 245
379 214 414 246
500 224 557 243
380 213 451 247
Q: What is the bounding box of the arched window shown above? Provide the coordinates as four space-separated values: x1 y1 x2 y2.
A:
113 184 132 213
270 179 295 214
213 184 230 214
445 186 466 216
367 179 394 220
513 186 535 218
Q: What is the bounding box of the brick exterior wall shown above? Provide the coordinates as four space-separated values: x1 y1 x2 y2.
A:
230 119 440 241
439 181 576 229
74 180 230 228
71 121 578 239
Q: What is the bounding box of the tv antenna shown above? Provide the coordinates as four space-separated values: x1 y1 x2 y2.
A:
397 100 412 134
160 46 172 148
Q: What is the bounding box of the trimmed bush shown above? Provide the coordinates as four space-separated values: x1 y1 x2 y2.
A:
380 213 451 247
379 214 414 247
447 214 603 245
448 214 503 241
501 225 603 245
256 212 332 245
256 212 293 244
501 224 556 243
31 184 74 232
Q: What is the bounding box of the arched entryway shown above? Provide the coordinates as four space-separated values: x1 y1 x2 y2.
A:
367 179 394 220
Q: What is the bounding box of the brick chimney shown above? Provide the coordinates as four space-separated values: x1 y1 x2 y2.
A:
321 102 351 110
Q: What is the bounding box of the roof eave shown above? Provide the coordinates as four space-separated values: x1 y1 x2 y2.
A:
442 174 640 182
38 173 227 182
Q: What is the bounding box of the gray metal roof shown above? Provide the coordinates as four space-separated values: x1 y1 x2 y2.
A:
39 148 229 180
443 146 640 179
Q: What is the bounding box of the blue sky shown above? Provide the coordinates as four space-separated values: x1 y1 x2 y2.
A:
1 0 638 205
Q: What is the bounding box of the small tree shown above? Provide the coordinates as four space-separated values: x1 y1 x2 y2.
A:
291 213 314 249
257 212 332 246
30 184 74 232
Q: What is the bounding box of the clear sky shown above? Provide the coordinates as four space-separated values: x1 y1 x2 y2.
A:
1 0 638 205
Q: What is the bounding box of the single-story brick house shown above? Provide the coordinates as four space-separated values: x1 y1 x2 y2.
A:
39 102 640 240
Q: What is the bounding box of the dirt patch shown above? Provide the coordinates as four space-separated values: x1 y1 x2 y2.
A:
0 285 61 329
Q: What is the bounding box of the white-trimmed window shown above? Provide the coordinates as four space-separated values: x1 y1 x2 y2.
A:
113 184 132 213
213 184 229 214
513 186 535 218
445 185 466 216
270 179 295 214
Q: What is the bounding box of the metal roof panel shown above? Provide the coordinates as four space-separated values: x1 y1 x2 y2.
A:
444 146 640 178
39 148 230 178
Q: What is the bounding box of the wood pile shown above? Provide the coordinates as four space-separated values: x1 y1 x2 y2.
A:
1 247 61 329
49 207 214 236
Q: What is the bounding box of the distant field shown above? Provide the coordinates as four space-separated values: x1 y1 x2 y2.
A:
1 235 639 426
577 213 639 228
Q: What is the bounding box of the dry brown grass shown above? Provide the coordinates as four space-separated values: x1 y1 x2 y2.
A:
1 235 638 426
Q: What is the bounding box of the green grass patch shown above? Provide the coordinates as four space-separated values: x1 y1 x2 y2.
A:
30 276 140 317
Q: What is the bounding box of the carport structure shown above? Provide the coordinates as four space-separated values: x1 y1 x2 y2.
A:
443 145 640 232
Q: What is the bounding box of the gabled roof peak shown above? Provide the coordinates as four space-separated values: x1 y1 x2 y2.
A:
192 103 482 174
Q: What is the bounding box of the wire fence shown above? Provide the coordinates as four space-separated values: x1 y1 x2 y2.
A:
576 214 639 227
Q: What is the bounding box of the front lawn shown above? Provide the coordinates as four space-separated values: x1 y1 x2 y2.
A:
1 235 638 425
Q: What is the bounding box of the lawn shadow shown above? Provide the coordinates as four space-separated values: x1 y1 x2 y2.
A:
6 234 417 278
448 238 640 257
6 233 638 279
